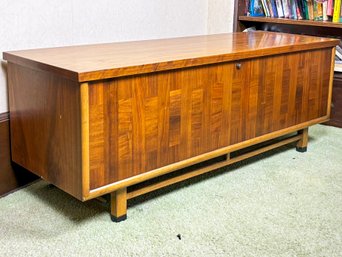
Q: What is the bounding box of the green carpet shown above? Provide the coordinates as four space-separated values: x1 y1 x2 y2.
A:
0 124 341 257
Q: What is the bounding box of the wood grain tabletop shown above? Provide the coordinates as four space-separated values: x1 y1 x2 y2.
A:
3 31 339 82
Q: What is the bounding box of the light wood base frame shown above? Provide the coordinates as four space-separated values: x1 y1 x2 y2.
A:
110 188 127 222
109 130 306 222
296 128 309 152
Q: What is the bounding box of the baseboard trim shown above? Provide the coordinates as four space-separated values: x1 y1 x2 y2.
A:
0 112 38 197
0 112 9 122
0 179 39 199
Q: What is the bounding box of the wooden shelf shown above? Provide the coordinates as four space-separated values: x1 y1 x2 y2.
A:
239 16 342 29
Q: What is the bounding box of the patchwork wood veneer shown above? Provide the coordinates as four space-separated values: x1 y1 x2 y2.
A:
3 32 338 221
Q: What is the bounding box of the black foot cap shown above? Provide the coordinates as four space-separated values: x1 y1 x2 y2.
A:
296 146 307 153
111 214 127 222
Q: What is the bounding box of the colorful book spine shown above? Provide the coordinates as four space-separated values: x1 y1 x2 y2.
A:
282 0 290 18
270 0 279 17
245 0 251 15
323 1 328 21
296 3 303 19
261 0 270 16
333 0 342 22
307 0 314 20
314 1 323 21
336 45 342 60
250 0 265 17
289 0 297 19
266 0 275 17
295 0 304 20
302 0 309 20
275 0 284 18
327 0 334 16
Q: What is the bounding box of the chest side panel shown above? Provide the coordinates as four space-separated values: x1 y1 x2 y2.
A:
8 63 83 199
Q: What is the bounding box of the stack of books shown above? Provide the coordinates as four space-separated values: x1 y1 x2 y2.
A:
247 0 342 22
336 43 342 72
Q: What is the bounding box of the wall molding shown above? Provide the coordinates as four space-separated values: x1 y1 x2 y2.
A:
0 112 9 122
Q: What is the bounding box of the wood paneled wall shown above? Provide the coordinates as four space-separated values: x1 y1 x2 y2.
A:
0 112 37 197
326 73 342 127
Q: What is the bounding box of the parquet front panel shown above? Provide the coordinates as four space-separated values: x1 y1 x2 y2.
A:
88 48 332 189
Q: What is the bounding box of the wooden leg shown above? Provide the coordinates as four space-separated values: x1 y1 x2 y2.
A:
110 188 127 222
296 128 308 153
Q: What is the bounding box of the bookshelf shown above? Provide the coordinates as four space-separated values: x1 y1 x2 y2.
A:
238 16 342 29
233 0 342 127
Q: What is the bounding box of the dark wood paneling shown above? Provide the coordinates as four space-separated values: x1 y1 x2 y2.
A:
8 63 83 199
0 113 38 197
88 48 332 190
326 73 342 127
233 0 247 32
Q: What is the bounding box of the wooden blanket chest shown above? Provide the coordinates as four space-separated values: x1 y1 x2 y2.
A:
4 32 338 221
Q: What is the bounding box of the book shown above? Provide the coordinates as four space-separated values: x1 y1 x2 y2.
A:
335 63 342 73
336 45 342 60
340 2 342 22
289 0 297 19
275 0 285 18
327 0 334 16
314 1 323 21
266 0 275 17
271 0 279 17
333 0 342 22
302 0 309 20
323 1 328 21
261 0 270 16
282 0 290 18
307 0 314 20
295 0 304 20
245 0 251 15
250 0 265 16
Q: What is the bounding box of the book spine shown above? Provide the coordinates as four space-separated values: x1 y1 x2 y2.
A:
296 1 303 20
261 0 270 16
296 0 305 20
307 0 314 20
290 0 298 19
302 0 309 20
275 0 285 17
271 0 279 17
250 0 266 16
245 0 250 15
336 45 342 60
317 2 323 20
323 1 328 21
313 1 323 21
266 0 275 17
340 2 342 22
327 0 334 16
333 0 342 22
282 0 290 18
